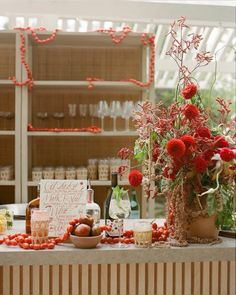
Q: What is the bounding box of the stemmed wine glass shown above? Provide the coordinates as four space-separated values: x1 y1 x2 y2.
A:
53 112 64 128
109 187 131 248
89 104 98 126
68 104 77 128
122 101 134 131
110 101 122 131
97 100 109 131
79 104 87 127
36 112 48 128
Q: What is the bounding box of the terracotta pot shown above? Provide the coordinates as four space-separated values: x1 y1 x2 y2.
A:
187 214 219 239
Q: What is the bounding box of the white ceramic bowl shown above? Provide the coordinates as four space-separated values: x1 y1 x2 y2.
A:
70 234 102 249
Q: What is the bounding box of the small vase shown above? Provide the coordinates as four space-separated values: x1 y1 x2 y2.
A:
187 214 219 240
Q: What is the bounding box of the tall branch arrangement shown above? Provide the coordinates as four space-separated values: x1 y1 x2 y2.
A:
119 17 235 245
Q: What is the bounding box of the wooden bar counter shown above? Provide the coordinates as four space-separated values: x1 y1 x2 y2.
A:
0 220 235 295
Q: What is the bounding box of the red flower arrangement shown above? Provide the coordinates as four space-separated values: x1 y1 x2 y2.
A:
118 17 235 245
181 83 198 100
128 170 143 187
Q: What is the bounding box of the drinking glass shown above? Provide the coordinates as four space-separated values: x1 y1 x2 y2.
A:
79 104 87 127
109 189 131 248
89 104 98 126
110 101 122 131
36 112 48 128
53 112 64 128
122 101 134 131
31 209 50 244
133 221 152 248
68 104 77 128
97 100 109 131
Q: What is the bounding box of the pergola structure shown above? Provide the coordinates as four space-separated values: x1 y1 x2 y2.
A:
1 0 235 90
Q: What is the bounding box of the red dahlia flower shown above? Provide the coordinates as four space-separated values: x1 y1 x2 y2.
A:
183 104 199 120
203 149 214 161
214 135 229 148
220 148 235 162
166 139 186 158
128 170 143 187
193 156 207 173
196 127 211 138
180 135 195 149
181 83 197 99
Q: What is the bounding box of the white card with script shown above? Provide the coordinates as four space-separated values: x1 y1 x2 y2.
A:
40 179 87 236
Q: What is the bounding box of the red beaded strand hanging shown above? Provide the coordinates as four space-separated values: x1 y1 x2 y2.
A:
9 26 155 91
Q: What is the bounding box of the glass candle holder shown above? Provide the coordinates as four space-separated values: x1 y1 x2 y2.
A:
133 221 152 248
87 159 98 180
65 166 76 179
98 159 109 181
31 209 50 244
32 166 43 182
55 166 65 179
76 166 88 180
43 167 55 179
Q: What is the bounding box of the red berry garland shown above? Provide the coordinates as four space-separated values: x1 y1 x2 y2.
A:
9 26 155 91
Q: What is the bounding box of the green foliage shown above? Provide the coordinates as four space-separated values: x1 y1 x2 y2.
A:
207 194 217 216
134 140 148 163
112 186 128 204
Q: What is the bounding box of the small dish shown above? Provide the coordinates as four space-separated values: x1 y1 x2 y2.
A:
70 234 102 249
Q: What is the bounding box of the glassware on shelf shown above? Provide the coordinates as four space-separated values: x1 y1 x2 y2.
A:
0 165 14 180
110 100 122 131
79 104 88 127
31 208 50 245
76 166 88 180
122 101 134 131
42 167 55 179
89 104 98 126
32 166 43 182
133 221 152 248
53 112 64 128
98 159 110 181
108 187 131 248
87 159 98 180
97 100 109 131
55 166 65 179
36 112 48 128
68 104 77 128
109 158 121 178
0 111 15 130
65 166 76 179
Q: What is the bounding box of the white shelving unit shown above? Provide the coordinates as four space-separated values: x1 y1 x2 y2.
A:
0 30 153 216
0 31 22 204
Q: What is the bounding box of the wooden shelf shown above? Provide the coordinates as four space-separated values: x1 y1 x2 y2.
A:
0 80 13 85
27 131 138 137
0 131 15 136
0 180 15 186
33 80 144 90
28 180 129 187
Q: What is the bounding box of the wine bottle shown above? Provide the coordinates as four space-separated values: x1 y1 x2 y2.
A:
104 172 121 237
129 188 140 219
25 184 40 234
84 181 101 225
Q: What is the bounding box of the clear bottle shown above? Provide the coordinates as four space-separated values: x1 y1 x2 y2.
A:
84 182 101 225
25 184 40 234
104 172 121 237
129 189 140 219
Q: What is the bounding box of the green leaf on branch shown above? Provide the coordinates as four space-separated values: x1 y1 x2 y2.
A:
207 194 217 216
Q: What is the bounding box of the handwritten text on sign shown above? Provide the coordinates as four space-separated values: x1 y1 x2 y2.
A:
40 179 87 236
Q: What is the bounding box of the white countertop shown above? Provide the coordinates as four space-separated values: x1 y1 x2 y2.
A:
0 220 235 266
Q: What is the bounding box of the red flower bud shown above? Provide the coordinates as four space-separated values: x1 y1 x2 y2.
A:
181 83 197 99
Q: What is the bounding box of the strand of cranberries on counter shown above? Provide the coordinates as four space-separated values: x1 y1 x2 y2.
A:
100 221 170 244
0 218 112 250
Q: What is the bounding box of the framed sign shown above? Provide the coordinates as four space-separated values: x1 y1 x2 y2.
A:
40 179 87 236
